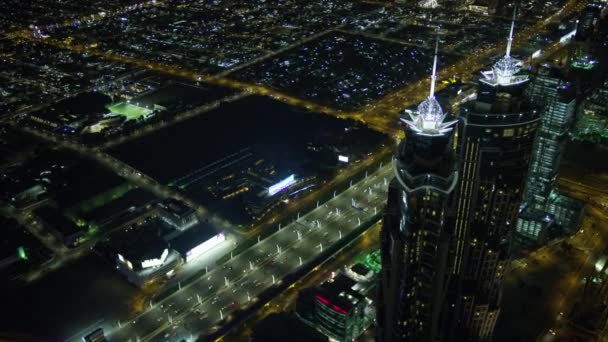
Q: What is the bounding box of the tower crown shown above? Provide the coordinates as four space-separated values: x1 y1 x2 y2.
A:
402 29 456 136
482 5 529 87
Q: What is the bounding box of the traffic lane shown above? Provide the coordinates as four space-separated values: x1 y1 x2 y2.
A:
126 206 378 340
151 212 373 339
110 167 393 340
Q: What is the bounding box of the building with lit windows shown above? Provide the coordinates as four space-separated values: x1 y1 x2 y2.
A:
158 198 198 231
377 32 460 342
513 208 554 249
569 2 602 71
572 80 608 144
546 192 584 233
297 274 368 342
451 10 540 339
516 64 582 247
523 65 576 211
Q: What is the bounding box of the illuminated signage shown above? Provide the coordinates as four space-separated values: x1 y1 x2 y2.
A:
268 174 296 196
141 248 169 269
185 232 226 262
560 29 576 44
338 155 349 163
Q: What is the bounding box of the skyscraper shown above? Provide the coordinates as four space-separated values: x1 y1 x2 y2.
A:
377 33 460 342
515 64 579 247
522 65 575 211
451 8 541 340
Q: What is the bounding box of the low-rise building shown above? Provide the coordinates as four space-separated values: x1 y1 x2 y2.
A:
168 223 225 263
158 198 198 231
296 274 368 342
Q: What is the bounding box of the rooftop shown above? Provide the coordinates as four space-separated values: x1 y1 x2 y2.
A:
168 223 221 255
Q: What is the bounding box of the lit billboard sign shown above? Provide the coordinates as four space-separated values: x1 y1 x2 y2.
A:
560 29 576 44
268 174 296 196
338 155 349 163
186 232 226 263
141 248 169 269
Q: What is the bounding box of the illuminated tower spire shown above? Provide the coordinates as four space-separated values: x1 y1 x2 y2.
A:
429 31 439 98
480 4 528 87
402 28 456 136
505 5 517 57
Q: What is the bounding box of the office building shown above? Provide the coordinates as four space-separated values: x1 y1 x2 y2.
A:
297 274 368 342
158 198 198 231
572 79 608 144
523 65 575 211
513 208 554 249
452 10 541 339
377 33 460 341
516 64 582 247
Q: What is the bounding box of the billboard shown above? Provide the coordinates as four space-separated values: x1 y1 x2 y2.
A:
338 155 349 163
268 174 296 196
186 232 226 262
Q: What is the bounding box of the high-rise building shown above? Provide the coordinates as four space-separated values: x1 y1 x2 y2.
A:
451 8 541 340
523 65 576 211
514 64 579 249
377 32 460 342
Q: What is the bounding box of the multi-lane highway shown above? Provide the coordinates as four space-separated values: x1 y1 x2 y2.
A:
69 162 394 342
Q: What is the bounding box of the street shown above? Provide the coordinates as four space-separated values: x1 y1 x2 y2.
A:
68 161 394 341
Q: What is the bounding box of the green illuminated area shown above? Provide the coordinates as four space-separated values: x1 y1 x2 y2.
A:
572 108 608 144
76 182 134 213
571 57 597 70
17 246 28 260
354 249 381 274
107 102 152 121
64 182 135 238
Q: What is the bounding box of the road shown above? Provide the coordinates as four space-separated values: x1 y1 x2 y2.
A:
223 222 382 341
20 125 242 236
19 207 159 282
68 162 394 342
6 0 585 137
499 171 608 341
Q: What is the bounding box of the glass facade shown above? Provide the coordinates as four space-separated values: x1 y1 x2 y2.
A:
517 65 582 246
